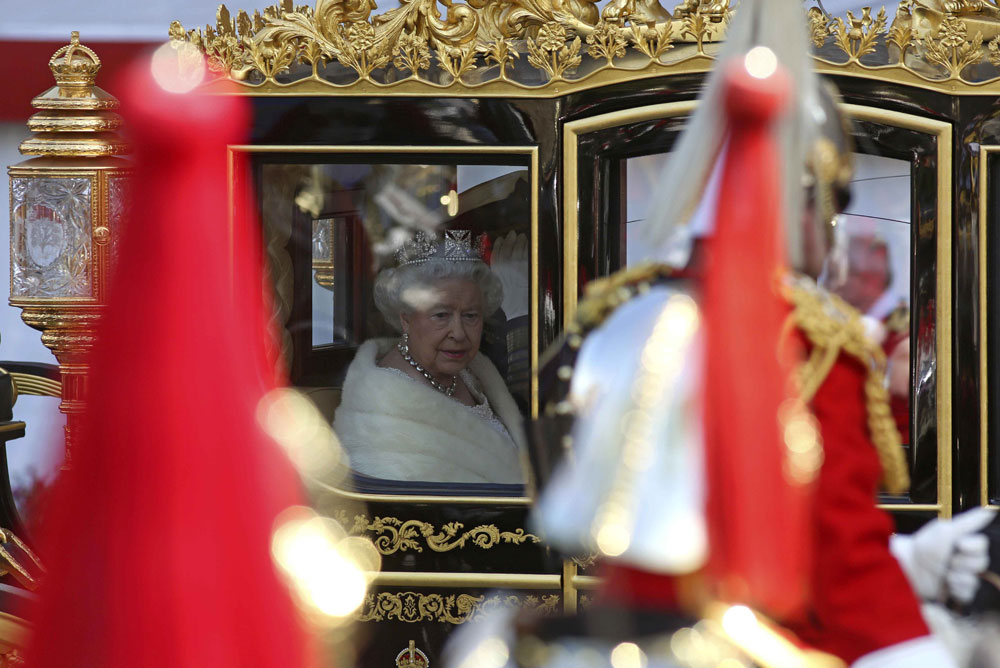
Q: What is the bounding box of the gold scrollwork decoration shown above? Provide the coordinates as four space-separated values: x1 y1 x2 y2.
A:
336 512 541 555
170 1 1000 93
357 591 560 624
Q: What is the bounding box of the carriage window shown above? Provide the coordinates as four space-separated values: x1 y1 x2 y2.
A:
622 149 916 471
258 159 531 492
832 154 912 452
623 153 672 264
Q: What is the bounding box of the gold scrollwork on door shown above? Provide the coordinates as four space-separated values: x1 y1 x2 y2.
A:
357 591 560 624
336 512 541 555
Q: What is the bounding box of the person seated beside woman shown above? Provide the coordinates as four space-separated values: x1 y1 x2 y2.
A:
333 231 527 484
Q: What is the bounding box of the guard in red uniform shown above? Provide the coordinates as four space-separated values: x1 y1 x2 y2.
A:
452 0 970 666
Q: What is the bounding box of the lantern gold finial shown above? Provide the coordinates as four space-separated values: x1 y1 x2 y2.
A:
49 32 102 88
19 32 127 157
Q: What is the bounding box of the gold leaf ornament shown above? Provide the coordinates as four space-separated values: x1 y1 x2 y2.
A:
887 2 914 57
526 21 583 79
806 7 829 48
247 35 299 78
586 20 628 64
629 21 673 60
338 20 391 77
829 7 887 61
437 42 479 80
394 32 432 76
921 15 984 77
680 7 717 55
168 20 188 42
347 20 376 49
536 21 568 50
988 34 1000 66
484 38 519 79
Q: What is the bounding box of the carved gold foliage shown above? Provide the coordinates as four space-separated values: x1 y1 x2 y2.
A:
246 35 299 78
358 591 560 624
829 7 887 61
886 3 914 56
586 21 628 65
921 15 984 77
337 513 541 554
483 38 520 78
681 9 713 55
988 34 1000 66
339 21 392 77
807 7 829 48
437 43 479 80
629 21 674 59
526 22 583 79
374 0 480 52
394 32 432 76
168 0 1000 91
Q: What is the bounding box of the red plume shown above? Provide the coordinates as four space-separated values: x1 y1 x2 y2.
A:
26 55 316 668
701 58 812 618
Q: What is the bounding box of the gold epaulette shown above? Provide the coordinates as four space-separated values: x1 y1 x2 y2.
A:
569 261 680 333
782 276 909 495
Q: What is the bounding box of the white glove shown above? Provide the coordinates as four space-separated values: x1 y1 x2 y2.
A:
890 507 995 603
489 230 529 320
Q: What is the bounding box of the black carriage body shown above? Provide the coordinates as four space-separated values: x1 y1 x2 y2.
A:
235 38 1000 668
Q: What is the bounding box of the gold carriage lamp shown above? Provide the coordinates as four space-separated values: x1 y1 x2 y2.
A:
7 32 131 458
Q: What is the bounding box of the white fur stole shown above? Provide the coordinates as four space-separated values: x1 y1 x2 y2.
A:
333 339 526 484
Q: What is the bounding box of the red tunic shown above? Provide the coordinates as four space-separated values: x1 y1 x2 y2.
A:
596 336 929 664
785 339 928 662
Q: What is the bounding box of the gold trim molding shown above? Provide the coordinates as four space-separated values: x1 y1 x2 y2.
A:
336 512 540 554
357 590 560 624
172 1 1000 97
980 145 998 509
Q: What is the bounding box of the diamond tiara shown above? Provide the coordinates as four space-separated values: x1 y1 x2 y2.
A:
395 230 484 266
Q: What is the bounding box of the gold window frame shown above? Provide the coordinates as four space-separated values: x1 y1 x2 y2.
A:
980 145 1000 510
228 143 542 507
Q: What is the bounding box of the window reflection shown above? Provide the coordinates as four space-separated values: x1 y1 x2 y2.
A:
259 160 531 488
830 154 912 447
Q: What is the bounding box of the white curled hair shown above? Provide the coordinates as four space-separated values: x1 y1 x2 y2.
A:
637 0 822 272
373 259 504 331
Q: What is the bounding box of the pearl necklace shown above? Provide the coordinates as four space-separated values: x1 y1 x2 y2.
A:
397 340 457 396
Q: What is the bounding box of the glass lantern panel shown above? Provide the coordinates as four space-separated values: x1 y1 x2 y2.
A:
107 174 131 269
10 176 93 298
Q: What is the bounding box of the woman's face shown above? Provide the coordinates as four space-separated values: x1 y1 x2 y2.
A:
400 278 484 379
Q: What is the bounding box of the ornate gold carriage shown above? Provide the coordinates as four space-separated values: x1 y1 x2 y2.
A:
9 0 1000 664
